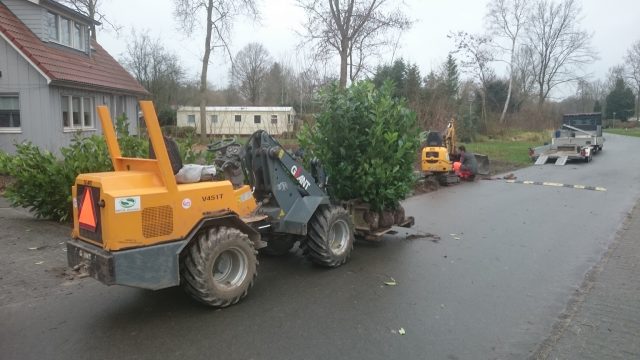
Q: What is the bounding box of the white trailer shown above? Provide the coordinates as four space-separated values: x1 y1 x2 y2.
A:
530 113 605 165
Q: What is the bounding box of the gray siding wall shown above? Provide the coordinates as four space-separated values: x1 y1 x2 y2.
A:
0 34 49 153
2 0 45 39
0 37 140 154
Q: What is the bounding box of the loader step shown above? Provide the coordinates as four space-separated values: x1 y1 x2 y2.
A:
555 156 568 166
535 155 548 165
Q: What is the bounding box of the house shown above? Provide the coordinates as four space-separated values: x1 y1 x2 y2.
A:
176 106 297 136
0 0 147 153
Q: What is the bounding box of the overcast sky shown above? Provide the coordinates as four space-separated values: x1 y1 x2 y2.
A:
98 0 639 99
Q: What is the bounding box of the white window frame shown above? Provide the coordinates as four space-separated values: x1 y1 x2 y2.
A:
270 114 278 124
210 114 218 124
187 114 196 125
62 95 94 131
46 12 87 51
0 94 22 133
234 114 242 123
254 115 261 124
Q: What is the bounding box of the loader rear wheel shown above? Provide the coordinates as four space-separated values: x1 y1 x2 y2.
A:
181 226 257 307
303 205 354 268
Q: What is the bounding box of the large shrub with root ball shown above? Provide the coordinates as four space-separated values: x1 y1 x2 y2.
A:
299 81 419 212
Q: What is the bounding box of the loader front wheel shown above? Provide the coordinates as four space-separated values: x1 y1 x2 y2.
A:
303 205 354 268
181 226 257 307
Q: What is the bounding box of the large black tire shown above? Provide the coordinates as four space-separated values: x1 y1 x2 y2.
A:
302 205 355 268
181 226 257 307
259 235 298 256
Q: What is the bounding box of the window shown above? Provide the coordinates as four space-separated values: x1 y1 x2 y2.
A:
73 23 85 51
46 12 87 51
287 114 292 124
210 114 218 124
60 17 71 46
62 96 70 127
82 98 92 127
72 97 81 126
271 115 278 124
254 115 261 124
46 12 58 41
62 96 93 130
187 114 196 125
234 115 241 122
0 95 21 130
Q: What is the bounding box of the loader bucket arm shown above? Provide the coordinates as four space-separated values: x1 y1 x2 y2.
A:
243 130 329 235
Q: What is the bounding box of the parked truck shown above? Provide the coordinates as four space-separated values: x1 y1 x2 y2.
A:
530 113 605 165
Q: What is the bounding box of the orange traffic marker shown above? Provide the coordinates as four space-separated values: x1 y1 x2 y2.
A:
79 188 97 231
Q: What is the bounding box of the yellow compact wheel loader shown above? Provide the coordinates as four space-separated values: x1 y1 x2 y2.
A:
67 101 413 307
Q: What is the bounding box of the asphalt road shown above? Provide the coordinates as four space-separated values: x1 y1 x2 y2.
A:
2 134 640 360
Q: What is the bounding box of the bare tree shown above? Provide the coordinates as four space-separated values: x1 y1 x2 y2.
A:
450 32 495 124
526 0 596 108
174 0 258 141
59 0 120 40
486 0 529 123
625 40 640 119
296 0 412 88
512 44 537 106
120 29 184 123
231 43 272 105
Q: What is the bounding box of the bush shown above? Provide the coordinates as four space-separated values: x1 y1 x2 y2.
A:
299 81 420 211
115 114 148 158
3 143 74 221
176 130 202 164
0 150 10 175
176 126 197 138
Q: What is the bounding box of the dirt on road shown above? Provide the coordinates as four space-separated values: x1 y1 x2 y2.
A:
0 197 82 307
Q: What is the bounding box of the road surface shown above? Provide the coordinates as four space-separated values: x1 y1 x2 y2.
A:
1 133 639 360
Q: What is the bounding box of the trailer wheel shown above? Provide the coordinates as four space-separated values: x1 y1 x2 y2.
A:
303 205 354 268
181 226 257 307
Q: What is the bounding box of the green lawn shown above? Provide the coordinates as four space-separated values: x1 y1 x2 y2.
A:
463 140 539 167
604 128 640 137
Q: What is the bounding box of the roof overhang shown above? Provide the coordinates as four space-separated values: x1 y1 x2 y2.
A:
39 0 102 26
51 79 150 97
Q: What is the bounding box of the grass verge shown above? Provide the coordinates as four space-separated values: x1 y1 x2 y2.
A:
604 128 640 137
463 140 540 175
